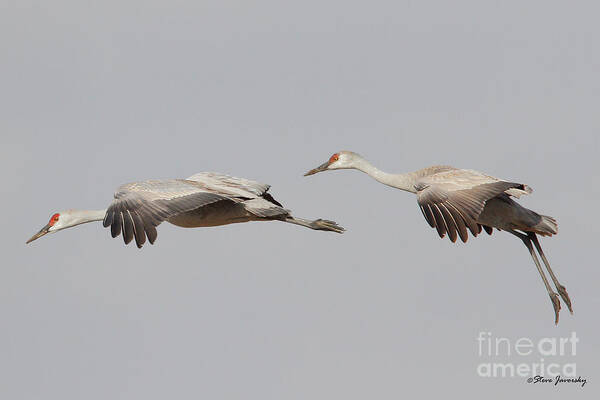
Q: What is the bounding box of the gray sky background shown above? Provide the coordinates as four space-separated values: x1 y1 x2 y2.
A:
2 1 599 398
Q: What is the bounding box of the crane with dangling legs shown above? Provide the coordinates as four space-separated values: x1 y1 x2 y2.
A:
305 151 571 325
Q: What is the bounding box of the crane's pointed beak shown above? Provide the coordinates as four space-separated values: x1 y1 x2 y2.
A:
26 224 51 244
304 161 330 176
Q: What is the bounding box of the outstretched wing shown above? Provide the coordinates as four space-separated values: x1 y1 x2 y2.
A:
415 169 530 243
186 172 270 198
103 179 229 248
188 171 284 207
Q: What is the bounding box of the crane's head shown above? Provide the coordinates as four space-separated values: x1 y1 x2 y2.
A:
304 151 361 176
26 212 70 244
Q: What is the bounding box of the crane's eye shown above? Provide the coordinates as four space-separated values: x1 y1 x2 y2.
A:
329 153 339 163
49 213 60 226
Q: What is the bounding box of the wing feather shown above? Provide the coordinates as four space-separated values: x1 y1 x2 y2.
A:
420 206 434 228
430 204 447 238
444 202 468 242
122 210 135 245
111 211 122 238
422 205 436 228
438 204 458 243
130 211 146 248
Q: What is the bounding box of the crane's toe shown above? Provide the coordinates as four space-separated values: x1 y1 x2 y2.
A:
549 293 561 325
556 284 573 314
312 219 345 233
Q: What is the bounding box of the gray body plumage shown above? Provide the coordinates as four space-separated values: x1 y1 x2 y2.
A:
103 172 343 248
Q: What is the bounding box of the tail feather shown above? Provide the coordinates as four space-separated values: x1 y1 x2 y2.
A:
533 215 558 236
505 184 533 198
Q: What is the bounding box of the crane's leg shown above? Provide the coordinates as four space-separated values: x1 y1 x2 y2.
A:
283 216 345 233
509 230 561 325
529 233 573 314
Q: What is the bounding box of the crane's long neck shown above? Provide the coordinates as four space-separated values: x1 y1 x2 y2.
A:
352 158 417 193
60 209 107 230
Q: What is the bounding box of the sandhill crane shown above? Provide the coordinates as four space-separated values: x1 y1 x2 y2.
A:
27 172 344 248
305 151 572 324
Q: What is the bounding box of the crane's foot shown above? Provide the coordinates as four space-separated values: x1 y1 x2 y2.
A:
556 284 573 314
311 219 345 233
549 292 561 325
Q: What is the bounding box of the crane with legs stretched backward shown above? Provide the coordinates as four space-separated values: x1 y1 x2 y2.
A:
27 171 344 248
